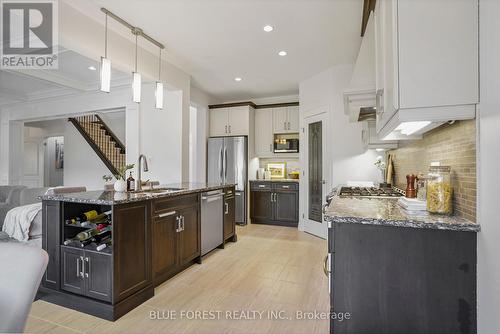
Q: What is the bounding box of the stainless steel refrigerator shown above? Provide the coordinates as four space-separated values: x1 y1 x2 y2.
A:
207 136 247 225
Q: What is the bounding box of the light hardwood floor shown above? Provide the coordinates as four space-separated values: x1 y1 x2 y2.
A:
26 224 329 334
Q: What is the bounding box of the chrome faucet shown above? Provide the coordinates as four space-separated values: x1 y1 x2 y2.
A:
136 154 149 191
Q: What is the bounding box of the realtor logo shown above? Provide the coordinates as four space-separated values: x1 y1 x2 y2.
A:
1 0 58 69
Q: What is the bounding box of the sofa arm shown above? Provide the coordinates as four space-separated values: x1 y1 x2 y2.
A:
5 186 26 206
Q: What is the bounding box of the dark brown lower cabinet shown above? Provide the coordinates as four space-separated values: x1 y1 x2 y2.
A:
152 212 178 283
224 188 236 241
152 194 201 286
250 182 299 227
61 246 112 302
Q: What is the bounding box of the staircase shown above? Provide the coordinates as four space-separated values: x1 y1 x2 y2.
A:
69 114 126 176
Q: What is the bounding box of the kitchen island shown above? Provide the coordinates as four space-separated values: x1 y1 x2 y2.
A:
38 183 236 321
324 188 479 334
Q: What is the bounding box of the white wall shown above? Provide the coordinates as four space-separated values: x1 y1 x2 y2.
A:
299 64 381 187
477 0 500 332
64 111 125 190
189 85 220 183
0 84 185 189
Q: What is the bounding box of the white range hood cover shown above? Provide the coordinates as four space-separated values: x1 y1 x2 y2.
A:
343 15 376 122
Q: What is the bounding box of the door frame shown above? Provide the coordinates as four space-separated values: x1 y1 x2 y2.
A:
299 109 331 239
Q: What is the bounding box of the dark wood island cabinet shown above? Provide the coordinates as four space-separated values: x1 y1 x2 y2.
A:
39 184 236 321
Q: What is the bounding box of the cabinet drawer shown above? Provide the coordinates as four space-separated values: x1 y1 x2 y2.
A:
250 182 272 190
153 194 199 215
274 182 298 191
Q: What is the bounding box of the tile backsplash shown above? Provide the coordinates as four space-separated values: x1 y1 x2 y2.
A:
387 120 476 222
259 158 300 177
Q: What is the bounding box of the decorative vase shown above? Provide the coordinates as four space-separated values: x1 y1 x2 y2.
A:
114 180 127 192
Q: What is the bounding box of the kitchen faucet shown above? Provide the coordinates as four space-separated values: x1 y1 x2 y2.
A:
136 154 149 191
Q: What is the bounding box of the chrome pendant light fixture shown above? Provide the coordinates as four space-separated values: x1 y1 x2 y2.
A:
100 8 165 104
132 30 141 103
155 48 164 109
100 12 111 93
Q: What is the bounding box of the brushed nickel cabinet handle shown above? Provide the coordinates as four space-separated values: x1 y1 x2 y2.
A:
270 192 274 202
225 202 229 214
258 185 266 188
76 257 81 278
323 254 330 277
158 211 176 218
85 257 89 278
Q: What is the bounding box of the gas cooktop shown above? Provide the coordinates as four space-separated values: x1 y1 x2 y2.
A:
339 186 404 198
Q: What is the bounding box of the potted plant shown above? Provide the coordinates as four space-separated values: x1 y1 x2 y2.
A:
103 164 134 192
374 156 387 186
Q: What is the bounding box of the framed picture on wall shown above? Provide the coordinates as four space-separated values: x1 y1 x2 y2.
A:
267 162 286 179
55 137 64 169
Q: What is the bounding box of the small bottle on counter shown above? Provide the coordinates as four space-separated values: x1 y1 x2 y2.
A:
127 172 135 192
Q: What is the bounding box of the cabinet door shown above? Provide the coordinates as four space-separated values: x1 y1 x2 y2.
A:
397 0 478 109
179 206 200 266
273 107 288 134
250 190 273 221
85 251 112 302
274 190 299 223
224 196 236 240
376 0 398 133
227 106 249 135
254 109 274 157
152 212 178 284
61 246 85 296
209 108 228 136
113 202 151 303
287 106 300 133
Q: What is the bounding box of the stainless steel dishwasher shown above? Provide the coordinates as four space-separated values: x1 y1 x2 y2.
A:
201 190 224 256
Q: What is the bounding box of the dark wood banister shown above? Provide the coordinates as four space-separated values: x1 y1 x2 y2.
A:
95 114 126 154
361 0 377 37
68 117 121 176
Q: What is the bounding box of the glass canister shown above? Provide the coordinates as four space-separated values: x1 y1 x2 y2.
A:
416 173 427 201
426 166 453 214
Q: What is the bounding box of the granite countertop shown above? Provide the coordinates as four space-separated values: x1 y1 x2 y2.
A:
324 188 480 232
40 183 235 205
249 179 299 183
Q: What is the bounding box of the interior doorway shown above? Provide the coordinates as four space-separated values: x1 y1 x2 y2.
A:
43 136 64 187
301 112 329 239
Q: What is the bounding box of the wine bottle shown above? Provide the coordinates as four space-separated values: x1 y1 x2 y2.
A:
96 240 112 251
92 230 111 243
127 172 135 192
89 210 112 223
74 210 98 221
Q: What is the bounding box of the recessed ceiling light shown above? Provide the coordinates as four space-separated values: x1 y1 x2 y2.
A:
263 25 274 32
234 77 242 82
278 50 288 56
88 66 97 71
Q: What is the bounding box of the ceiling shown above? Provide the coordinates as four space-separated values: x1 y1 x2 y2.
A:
70 0 364 101
0 49 129 106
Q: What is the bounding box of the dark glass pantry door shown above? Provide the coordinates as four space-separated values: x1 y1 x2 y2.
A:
308 121 323 222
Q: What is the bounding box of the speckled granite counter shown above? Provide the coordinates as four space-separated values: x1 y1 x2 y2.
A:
249 179 299 183
40 183 235 205
324 188 479 232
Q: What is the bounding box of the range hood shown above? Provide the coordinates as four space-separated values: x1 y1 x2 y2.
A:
343 15 376 123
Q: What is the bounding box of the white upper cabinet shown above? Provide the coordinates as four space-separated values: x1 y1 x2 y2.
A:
287 106 300 132
374 0 478 138
273 106 299 134
227 106 250 136
254 109 274 157
209 106 252 137
209 108 229 137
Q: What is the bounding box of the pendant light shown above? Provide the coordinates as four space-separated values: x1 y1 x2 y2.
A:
100 13 111 93
132 32 141 103
155 48 164 109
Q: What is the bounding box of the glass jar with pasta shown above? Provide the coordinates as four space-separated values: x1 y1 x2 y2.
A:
426 166 453 214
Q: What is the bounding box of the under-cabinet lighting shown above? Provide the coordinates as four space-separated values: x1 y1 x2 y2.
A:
395 121 431 136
